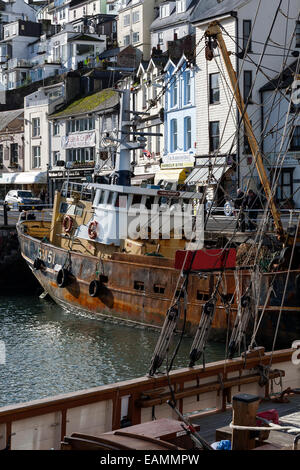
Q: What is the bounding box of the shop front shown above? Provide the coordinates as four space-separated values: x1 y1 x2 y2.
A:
0 171 48 200
155 154 195 190
48 164 95 202
185 156 235 207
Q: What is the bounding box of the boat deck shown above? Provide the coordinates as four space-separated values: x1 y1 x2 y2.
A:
192 393 300 446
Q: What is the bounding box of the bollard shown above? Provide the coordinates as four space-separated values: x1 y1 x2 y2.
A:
232 393 260 451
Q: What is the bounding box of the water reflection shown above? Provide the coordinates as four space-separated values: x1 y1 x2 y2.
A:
0 295 225 407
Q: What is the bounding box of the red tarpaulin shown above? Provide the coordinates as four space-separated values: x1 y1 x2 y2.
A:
175 249 236 271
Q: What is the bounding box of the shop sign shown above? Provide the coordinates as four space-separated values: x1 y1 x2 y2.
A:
161 162 194 169
162 154 195 165
61 132 95 149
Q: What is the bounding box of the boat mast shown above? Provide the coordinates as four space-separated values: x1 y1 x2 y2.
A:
115 89 132 186
113 87 163 187
205 21 286 243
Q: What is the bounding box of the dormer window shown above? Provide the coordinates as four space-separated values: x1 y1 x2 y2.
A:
160 4 169 18
176 0 185 13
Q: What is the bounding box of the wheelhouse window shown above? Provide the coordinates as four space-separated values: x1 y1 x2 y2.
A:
243 20 252 52
209 121 219 153
209 73 220 104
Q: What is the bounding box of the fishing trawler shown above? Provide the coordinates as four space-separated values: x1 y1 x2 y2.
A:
16 21 300 351
4 16 300 452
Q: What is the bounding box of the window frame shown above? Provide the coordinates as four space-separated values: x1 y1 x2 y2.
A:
290 125 300 151
32 145 41 168
209 72 220 105
32 117 41 137
184 116 192 151
243 70 252 102
243 20 252 52
209 121 220 153
170 118 178 152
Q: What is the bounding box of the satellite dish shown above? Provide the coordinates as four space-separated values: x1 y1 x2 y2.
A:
101 129 112 148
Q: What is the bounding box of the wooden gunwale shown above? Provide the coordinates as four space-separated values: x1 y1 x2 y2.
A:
0 349 293 425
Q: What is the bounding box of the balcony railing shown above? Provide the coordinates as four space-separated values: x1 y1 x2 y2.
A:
7 58 32 70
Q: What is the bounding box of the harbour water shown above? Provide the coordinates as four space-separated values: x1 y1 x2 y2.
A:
0 294 225 408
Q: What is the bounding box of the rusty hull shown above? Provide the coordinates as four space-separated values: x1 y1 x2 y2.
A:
17 227 300 348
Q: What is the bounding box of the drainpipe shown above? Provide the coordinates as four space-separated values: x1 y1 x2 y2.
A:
48 116 52 205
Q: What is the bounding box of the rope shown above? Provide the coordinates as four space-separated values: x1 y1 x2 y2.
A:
229 422 300 433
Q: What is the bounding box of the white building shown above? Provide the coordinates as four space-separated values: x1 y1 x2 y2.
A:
24 81 65 177
150 0 197 52
117 0 164 60
130 56 166 184
106 0 121 15
0 0 37 35
191 0 300 203
47 87 119 195
0 21 107 90
0 20 42 90
261 61 300 209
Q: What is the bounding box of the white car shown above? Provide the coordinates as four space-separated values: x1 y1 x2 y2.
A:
5 190 43 211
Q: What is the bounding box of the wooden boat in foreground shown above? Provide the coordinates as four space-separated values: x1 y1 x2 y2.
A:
1 347 300 450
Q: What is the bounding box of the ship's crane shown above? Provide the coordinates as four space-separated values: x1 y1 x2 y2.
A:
204 21 295 247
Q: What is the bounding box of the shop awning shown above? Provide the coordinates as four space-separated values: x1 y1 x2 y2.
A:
131 173 155 185
185 166 230 186
0 171 47 184
154 169 187 185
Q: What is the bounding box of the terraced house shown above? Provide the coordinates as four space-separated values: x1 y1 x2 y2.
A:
117 0 164 60
47 87 119 195
190 0 300 204
156 51 197 189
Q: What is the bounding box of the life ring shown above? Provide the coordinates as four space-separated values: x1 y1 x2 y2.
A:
88 220 98 240
56 268 70 288
62 215 73 233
